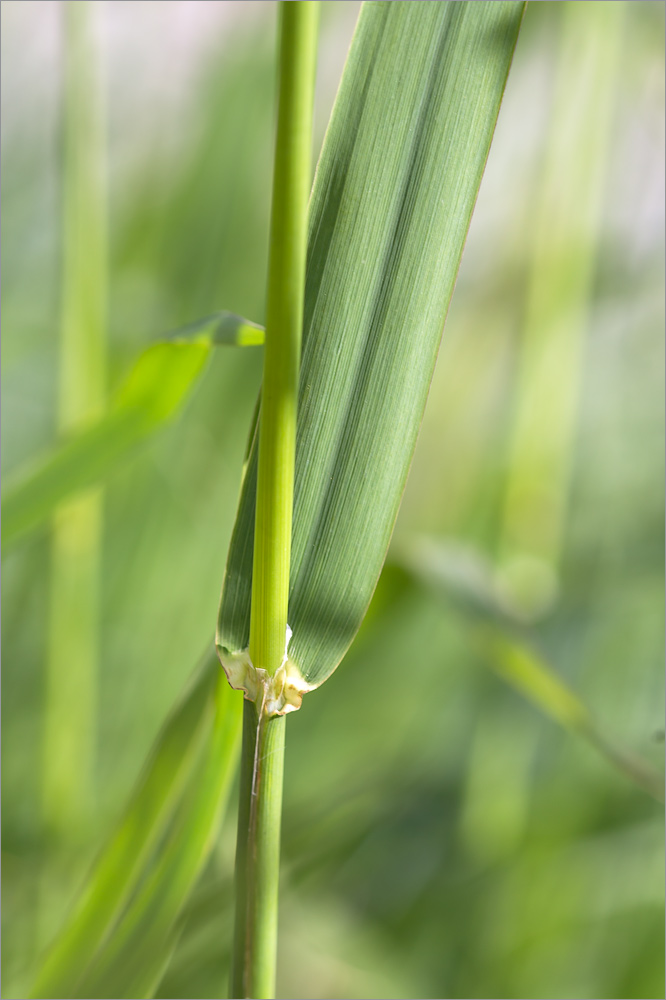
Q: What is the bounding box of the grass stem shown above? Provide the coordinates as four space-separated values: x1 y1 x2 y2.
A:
231 3 318 998
230 705 286 1000
248 1 319 679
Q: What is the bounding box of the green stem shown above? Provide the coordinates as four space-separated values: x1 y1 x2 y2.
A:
249 0 318 678
231 704 286 1000
231 3 318 998
44 0 106 841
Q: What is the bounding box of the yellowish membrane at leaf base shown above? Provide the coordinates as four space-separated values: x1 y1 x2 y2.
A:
220 625 315 716
217 1 526 712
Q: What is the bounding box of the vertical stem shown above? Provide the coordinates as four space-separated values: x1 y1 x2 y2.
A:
44 0 107 840
231 704 286 1000
249 0 318 679
498 1 623 613
231 4 318 999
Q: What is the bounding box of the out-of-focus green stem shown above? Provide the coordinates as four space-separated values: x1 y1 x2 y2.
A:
499 1 624 614
231 3 318 998
478 628 664 803
44 0 107 838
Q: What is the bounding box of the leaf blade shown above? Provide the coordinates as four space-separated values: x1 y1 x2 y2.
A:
69 671 243 999
30 648 243 999
217 0 526 691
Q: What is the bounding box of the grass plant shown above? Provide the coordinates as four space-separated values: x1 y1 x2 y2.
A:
3 2 663 999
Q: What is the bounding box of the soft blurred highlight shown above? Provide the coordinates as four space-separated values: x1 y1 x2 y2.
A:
2 2 663 998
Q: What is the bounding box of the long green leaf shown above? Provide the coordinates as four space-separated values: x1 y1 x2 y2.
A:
2 313 263 548
217 0 526 700
68 669 243 999
30 648 243 999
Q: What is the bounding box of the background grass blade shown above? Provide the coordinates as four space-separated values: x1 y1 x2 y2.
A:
398 535 664 802
498 1 624 614
30 648 242 999
480 631 664 801
217 0 526 693
67 669 243 1000
42 0 107 843
2 312 263 548
168 311 264 347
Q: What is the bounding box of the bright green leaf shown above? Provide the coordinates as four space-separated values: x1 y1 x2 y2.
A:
2 312 263 548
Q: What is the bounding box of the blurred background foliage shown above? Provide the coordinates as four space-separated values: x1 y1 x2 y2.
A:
2 2 664 998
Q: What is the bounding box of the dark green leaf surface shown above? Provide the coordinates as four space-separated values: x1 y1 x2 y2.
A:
217 0 526 690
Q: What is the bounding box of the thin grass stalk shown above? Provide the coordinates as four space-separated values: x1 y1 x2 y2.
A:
230 4 318 998
44 0 107 841
498 1 624 611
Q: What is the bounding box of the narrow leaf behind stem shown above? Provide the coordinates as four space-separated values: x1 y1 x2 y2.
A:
30 648 232 999
68 665 243 1000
